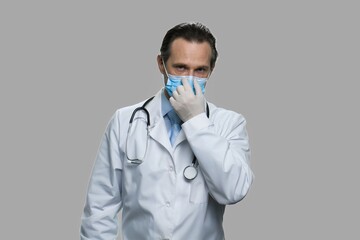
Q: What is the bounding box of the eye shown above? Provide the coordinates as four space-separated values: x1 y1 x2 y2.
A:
176 66 185 71
195 67 209 77
196 68 206 73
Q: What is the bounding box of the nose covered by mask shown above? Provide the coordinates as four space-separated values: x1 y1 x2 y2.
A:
163 61 209 97
165 74 207 97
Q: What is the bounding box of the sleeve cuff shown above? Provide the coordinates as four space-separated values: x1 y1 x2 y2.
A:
182 113 212 136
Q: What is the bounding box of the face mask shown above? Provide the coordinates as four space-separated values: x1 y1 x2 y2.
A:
165 74 207 97
162 60 209 97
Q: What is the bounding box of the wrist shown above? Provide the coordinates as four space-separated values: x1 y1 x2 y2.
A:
182 113 211 133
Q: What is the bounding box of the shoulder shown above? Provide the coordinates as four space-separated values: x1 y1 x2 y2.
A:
207 102 247 135
208 102 246 124
105 97 152 133
113 97 152 120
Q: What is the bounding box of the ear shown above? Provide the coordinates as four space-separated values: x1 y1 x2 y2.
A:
157 55 165 75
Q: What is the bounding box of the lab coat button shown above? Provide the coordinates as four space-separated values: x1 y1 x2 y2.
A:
166 202 170 207
169 166 173 171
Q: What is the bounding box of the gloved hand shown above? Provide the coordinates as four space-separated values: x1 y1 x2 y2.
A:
169 78 206 122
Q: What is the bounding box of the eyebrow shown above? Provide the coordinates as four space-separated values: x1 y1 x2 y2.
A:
172 63 187 68
172 63 210 70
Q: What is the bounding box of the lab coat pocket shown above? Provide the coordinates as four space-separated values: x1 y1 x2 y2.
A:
189 174 209 204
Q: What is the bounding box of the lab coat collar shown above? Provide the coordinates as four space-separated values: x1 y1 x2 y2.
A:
146 89 188 152
160 89 187 146
146 89 173 154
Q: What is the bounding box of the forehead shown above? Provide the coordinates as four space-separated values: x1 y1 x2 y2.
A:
168 38 211 66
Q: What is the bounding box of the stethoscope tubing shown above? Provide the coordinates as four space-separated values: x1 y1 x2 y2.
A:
128 95 210 180
129 96 154 125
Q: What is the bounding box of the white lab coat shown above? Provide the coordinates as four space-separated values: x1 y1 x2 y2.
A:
81 89 253 240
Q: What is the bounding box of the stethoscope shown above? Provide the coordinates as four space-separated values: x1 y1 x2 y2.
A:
126 96 210 181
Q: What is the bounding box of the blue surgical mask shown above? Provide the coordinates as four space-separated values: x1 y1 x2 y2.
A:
165 74 207 97
162 61 209 97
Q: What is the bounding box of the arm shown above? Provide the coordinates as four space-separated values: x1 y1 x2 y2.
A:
182 111 253 205
170 79 253 205
80 111 123 240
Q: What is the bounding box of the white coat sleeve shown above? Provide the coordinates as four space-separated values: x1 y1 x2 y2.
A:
80 111 123 240
182 111 253 205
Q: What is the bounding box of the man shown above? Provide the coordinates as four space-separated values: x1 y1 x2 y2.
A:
81 22 253 240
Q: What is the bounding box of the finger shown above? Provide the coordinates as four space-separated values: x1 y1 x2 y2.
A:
181 78 191 90
193 79 203 96
169 96 178 108
172 90 179 100
176 84 185 94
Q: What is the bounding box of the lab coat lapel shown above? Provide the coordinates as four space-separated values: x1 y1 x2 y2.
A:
147 90 173 154
173 130 186 147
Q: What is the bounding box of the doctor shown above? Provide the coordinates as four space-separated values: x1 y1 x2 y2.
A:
81 22 254 240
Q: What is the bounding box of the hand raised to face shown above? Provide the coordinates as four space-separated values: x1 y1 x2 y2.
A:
170 78 206 122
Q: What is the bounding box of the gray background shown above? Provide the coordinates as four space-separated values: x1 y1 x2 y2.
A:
1 0 359 239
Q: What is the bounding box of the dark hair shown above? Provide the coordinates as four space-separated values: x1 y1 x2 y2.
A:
160 22 218 69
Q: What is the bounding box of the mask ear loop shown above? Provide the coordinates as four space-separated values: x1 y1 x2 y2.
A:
162 58 171 79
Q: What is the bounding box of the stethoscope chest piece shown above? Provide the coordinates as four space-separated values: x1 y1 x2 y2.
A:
126 95 210 181
183 165 198 180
